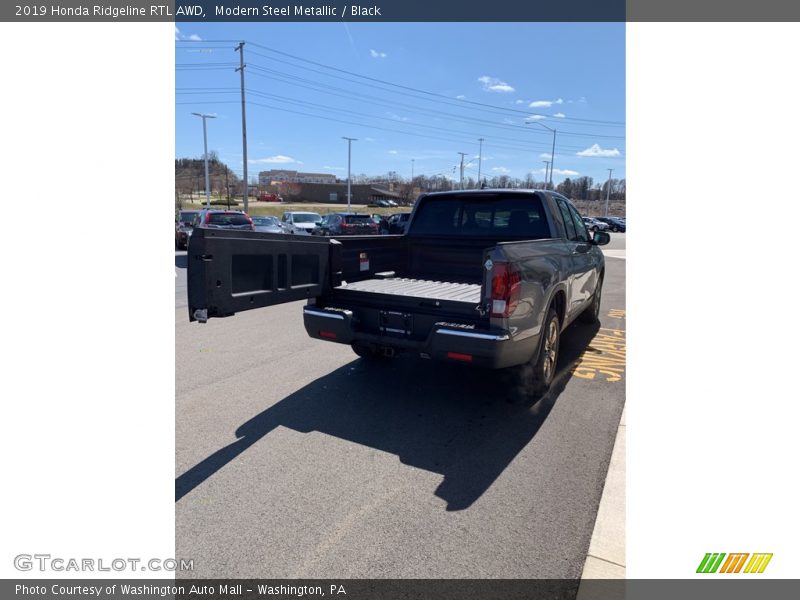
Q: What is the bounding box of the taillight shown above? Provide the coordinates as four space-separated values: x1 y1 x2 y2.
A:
246 215 255 231
490 263 521 318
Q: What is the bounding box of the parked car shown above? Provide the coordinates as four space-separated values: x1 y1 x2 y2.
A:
387 212 411 234
175 210 199 250
191 210 254 231
313 213 379 236
594 217 626 232
251 216 285 234
188 189 609 400
582 217 609 232
281 211 322 234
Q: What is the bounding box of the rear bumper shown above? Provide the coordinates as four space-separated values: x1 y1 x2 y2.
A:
302 306 538 369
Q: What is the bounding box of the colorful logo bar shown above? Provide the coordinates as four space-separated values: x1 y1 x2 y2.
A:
697 553 773 574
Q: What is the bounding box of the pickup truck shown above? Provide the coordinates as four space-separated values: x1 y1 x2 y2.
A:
188 189 609 398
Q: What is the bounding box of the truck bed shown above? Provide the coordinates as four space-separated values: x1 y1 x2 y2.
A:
335 277 482 304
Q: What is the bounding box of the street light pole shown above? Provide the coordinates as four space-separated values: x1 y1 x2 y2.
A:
192 112 216 209
458 152 468 189
542 161 550 188
342 137 357 211
526 120 557 190
604 168 614 217
477 138 484 184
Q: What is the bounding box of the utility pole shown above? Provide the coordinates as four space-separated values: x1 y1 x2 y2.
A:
527 120 557 190
411 158 414 183
224 166 230 209
458 152 468 190
477 138 484 184
235 41 249 212
542 161 550 189
342 137 357 211
604 168 614 217
191 112 216 209
548 129 556 190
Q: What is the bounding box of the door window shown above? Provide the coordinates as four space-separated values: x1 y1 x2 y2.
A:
556 199 577 241
567 205 590 242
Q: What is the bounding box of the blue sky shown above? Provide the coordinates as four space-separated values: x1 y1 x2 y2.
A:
175 22 625 185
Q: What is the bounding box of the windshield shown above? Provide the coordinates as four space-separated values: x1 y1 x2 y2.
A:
252 217 279 226
410 194 550 239
293 213 321 223
344 215 372 224
206 213 251 226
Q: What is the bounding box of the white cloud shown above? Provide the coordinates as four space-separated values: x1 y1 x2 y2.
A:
456 95 467 100
363 137 376 142
539 153 554 159
369 49 387 58
492 166 511 174
175 26 202 41
388 150 398 155
530 98 563 108
576 144 621 158
478 76 515 93
537 167 579 176
502 118 515 124
386 112 409 122
567 97 588 104
249 155 302 164
514 99 526 105
526 115 546 121
323 165 345 171
553 112 566 118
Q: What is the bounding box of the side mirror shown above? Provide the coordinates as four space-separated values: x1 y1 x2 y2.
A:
592 231 611 246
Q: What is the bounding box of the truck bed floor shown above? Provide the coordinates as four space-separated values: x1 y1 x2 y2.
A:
336 277 481 304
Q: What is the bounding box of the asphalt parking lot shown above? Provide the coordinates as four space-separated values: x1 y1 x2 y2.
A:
174 234 626 578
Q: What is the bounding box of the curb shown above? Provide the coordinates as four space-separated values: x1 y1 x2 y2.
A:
577 405 626 586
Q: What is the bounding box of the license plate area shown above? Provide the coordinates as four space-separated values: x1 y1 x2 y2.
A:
379 310 412 336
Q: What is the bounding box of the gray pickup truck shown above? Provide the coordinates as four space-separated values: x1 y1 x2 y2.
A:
188 189 609 398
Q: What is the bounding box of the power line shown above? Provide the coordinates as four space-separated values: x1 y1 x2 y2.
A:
245 66 605 147
245 62 624 140
176 89 625 157
243 41 625 127
243 99 596 156
243 86 592 152
176 94 625 158
175 41 624 132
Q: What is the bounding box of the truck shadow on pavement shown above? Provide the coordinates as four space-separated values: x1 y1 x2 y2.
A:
175 321 600 510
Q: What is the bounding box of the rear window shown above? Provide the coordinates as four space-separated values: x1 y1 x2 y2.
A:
207 213 251 226
252 217 278 226
293 213 321 223
409 194 550 238
344 215 372 224
179 211 198 223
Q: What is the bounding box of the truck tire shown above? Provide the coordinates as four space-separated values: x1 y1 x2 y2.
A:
580 276 603 324
507 307 560 402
